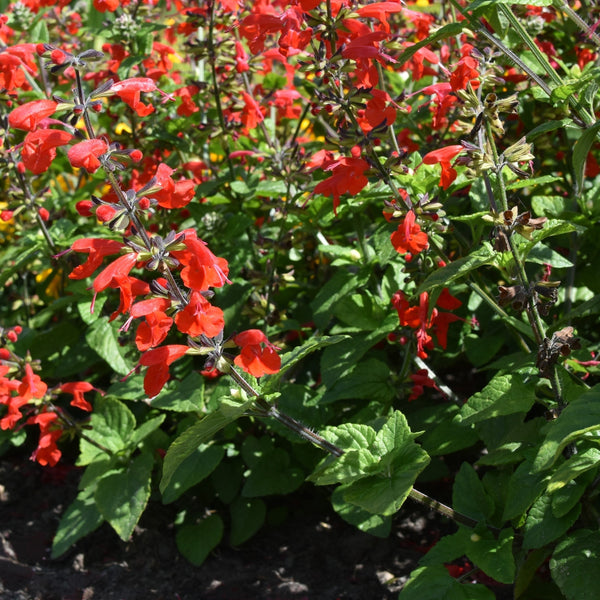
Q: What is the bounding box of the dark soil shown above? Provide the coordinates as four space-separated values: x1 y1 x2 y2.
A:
0 457 454 600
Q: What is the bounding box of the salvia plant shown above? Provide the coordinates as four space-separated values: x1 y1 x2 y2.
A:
1 0 600 597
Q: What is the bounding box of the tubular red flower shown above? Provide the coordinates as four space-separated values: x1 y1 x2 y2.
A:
8 99 57 131
68 238 125 280
422 145 463 189
390 211 429 256
28 411 62 467
21 129 73 174
233 329 281 377
174 291 225 338
356 2 404 33
92 252 138 294
140 345 189 397
68 139 108 173
110 77 157 116
60 381 96 412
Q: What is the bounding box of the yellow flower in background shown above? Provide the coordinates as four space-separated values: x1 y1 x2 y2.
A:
116 122 133 135
0 201 15 244
35 268 63 299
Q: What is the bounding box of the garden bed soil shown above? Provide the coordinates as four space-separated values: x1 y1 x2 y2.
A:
0 456 453 600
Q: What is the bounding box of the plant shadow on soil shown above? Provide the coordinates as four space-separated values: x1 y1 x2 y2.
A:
0 456 485 600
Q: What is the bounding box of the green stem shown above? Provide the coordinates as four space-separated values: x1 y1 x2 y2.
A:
409 488 480 529
558 0 600 48
207 2 235 179
227 366 344 457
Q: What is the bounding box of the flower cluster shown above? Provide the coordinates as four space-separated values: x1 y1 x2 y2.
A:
392 288 463 360
0 327 97 466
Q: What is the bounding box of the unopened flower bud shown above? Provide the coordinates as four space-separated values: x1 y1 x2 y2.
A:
75 200 94 217
51 49 66 65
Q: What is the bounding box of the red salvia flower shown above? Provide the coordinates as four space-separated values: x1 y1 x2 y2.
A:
68 238 125 280
390 210 429 257
449 56 479 91
408 369 442 401
313 147 370 215
0 53 26 91
174 290 225 338
92 252 138 295
93 0 120 12
68 139 108 173
170 229 230 291
27 411 62 467
234 329 281 377
240 91 265 131
108 276 150 322
139 344 189 397
109 77 157 116
392 288 462 358
356 1 404 33
148 163 195 209
8 99 57 131
18 363 48 401
60 381 96 412
422 145 463 189
21 129 73 174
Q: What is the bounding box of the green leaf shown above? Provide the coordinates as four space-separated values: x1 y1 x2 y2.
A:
452 463 494 523
533 385 600 472
308 423 379 486
95 452 154 541
502 455 548 522
230 180 252 195
522 493 581 550
418 405 480 456
85 317 133 376
550 530 600 600
551 479 586 519
395 22 464 66
77 296 107 324
525 118 573 141
77 397 136 465
416 243 496 296
311 270 367 329
0 241 43 287
161 443 225 503
321 358 393 404
261 334 348 394
339 441 430 515
130 415 166 447
525 244 573 268
320 315 397 389
399 565 495 600
468 0 553 9
29 18 49 43
459 373 537 425
547 447 600 494
255 179 287 198
51 487 104 558
506 175 561 191
331 487 391 538
333 292 387 330
176 515 224 566
160 397 254 494
229 497 266 546
573 121 600 193
310 413 429 511
531 196 570 218
466 528 516 584
242 448 304 497
151 372 205 412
